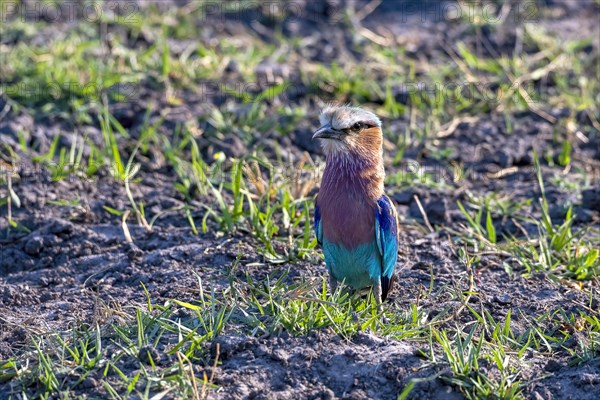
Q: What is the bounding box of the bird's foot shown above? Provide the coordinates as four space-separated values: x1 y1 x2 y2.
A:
373 282 389 324
379 315 389 326
328 275 339 297
376 303 390 324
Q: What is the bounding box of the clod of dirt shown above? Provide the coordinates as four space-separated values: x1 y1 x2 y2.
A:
253 344 271 358
409 196 450 226
545 360 562 372
1 2 599 398
213 335 256 360
138 346 161 366
110 103 143 129
290 126 322 154
127 243 144 262
270 348 290 365
581 187 600 212
24 236 44 256
391 190 413 205
79 376 100 390
49 219 74 235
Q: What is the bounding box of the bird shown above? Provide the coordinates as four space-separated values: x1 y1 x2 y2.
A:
312 105 399 308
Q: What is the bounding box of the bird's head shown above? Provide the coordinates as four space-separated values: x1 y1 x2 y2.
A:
312 105 383 156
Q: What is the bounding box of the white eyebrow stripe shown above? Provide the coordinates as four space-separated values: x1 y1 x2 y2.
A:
318 106 381 130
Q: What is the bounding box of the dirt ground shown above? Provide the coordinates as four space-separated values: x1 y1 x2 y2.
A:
1 1 599 399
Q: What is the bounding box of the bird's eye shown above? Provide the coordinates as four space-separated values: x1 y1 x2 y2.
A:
352 122 364 131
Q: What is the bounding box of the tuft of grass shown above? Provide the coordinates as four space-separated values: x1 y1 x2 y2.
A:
450 155 599 282
1 282 229 399
507 156 599 280
431 323 525 400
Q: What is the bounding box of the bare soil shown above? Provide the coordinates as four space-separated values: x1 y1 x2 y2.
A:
1 1 599 399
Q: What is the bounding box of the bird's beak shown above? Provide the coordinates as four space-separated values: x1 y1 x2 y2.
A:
312 124 340 140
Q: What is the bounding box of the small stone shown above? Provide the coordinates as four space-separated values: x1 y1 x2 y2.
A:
270 348 289 364
225 60 239 73
494 294 512 305
24 236 44 256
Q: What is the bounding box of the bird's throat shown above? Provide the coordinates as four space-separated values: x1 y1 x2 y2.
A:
321 152 384 199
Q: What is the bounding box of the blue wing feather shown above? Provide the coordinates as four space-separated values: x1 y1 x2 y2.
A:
314 200 322 245
375 195 398 300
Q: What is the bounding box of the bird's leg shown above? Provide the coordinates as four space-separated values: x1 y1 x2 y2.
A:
373 282 383 311
328 274 338 296
373 282 388 322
